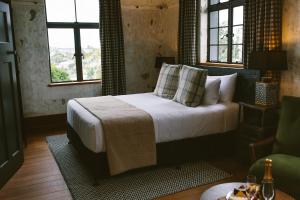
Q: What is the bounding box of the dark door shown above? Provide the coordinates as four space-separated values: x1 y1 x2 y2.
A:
0 1 23 189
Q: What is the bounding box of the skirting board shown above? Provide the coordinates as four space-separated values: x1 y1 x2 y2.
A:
23 113 67 134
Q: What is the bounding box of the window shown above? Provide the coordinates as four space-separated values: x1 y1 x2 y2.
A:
45 0 101 83
208 0 244 64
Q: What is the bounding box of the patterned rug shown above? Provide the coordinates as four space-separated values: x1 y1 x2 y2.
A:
47 134 232 200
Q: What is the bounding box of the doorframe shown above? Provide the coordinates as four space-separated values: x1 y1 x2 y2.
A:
0 0 24 189
2 0 25 145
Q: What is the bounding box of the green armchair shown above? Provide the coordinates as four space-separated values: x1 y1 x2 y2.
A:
249 96 300 199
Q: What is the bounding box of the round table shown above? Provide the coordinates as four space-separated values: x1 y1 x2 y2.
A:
200 182 295 200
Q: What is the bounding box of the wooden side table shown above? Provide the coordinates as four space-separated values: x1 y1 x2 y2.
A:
200 182 294 200
236 102 279 163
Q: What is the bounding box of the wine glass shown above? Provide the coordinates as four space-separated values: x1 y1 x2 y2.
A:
246 174 257 187
246 175 257 198
262 181 275 200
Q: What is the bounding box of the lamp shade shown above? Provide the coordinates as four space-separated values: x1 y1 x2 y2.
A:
248 51 287 70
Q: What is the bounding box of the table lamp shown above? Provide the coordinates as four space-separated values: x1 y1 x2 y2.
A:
248 51 287 106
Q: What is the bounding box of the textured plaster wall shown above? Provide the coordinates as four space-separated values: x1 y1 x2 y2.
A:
13 0 299 118
11 0 178 117
281 0 300 97
122 0 178 94
11 0 101 117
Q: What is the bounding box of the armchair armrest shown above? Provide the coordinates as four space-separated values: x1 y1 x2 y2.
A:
249 136 275 163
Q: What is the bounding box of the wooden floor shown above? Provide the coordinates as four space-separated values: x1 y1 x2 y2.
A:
0 131 248 200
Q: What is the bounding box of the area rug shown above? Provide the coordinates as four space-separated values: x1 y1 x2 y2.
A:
47 134 231 200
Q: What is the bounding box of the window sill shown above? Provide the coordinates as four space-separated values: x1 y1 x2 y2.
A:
198 62 244 69
48 80 102 87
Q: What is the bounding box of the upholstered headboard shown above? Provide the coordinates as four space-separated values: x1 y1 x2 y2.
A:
200 66 261 104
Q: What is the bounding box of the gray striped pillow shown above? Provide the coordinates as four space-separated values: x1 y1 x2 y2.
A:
173 65 207 107
154 63 181 99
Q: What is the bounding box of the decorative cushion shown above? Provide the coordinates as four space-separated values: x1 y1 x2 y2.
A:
202 77 221 105
154 63 181 99
272 96 300 157
173 65 207 107
209 73 237 103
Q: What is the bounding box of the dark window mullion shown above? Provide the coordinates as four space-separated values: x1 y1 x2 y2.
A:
217 10 220 62
217 28 220 62
207 10 211 61
74 0 82 81
218 25 228 28
47 22 99 29
233 24 243 27
74 27 83 81
228 2 233 63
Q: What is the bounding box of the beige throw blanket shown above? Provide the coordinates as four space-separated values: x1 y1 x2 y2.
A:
75 96 156 175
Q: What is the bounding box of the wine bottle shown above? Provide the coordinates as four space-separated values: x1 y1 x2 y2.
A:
263 158 273 182
262 159 275 200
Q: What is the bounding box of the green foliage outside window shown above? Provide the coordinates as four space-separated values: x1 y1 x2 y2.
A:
51 64 70 82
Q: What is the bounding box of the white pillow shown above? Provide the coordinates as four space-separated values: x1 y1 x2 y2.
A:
202 78 221 105
209 73 237 103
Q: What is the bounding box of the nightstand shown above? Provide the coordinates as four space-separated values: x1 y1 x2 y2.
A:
236 102 279 163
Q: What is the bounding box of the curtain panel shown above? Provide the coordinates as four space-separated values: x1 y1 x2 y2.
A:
178 0 200 65
100 0 126 96
244 0 283 67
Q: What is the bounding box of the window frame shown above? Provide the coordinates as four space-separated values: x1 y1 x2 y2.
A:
44 1 100 83
207 0 245 64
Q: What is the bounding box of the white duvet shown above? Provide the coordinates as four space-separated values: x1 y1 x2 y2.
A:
67 93 239 153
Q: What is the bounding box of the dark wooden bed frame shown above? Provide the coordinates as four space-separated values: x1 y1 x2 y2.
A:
67 66 261 182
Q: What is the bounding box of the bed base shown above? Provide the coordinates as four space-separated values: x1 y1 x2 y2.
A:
67 123 236 182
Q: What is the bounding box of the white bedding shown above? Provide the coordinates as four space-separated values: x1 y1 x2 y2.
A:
67 93 239 153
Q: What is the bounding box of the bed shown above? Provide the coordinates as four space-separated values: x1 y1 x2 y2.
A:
68 93 239 153
66 66 261 181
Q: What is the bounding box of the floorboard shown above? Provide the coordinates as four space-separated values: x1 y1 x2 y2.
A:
0 131 248 200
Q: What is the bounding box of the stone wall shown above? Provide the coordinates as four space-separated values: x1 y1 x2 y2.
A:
13 0 298 118
11 0 178 117
281 0 300 97
11 0 101 117
122 0 178 93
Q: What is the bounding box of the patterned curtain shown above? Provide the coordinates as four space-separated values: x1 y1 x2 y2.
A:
244 0 283 67
178 0 200 65
100 0 126 95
